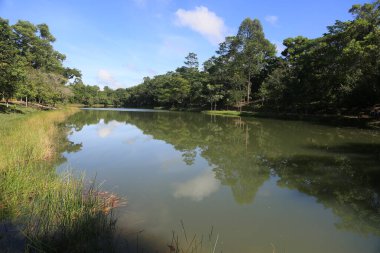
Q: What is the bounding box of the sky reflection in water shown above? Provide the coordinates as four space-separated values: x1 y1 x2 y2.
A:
58 109 380 253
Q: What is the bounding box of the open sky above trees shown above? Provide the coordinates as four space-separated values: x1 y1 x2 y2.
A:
0 0 368 89
1 1 379 112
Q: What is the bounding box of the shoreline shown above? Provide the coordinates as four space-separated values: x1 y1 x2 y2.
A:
63 104 380 129
0 106 118 252
201 110 380 129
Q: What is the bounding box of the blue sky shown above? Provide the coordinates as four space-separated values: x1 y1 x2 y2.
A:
0 0 368 89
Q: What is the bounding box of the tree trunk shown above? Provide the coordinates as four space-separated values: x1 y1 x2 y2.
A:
247 71 251 104
6 98 9 108
26 96 28 107
214 102 217 111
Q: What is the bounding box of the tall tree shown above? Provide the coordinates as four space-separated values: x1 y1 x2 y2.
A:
235 18 276 104
11 20 71 106
0 18 24 107
184 52 199 70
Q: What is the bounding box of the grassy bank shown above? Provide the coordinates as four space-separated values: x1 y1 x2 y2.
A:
0 107 118 252
202 110 380 129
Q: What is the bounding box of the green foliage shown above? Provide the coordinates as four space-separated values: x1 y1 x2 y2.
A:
261 0 380 112
118 1 380 114
258 67 287 109
0 109 117 252
235 18 276 103
0 19 77 107
3 1 379 113
0 18 25 104
122 20 276 110
184 52 199 70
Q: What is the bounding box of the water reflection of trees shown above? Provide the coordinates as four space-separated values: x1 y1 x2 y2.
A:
65 110 380 236
55 122 83 166
273 145 380 236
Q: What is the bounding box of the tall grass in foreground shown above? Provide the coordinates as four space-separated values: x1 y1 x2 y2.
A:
0 108 118 252
166 221 220 253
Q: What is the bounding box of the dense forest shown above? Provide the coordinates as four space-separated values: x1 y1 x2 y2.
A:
1 1 379 114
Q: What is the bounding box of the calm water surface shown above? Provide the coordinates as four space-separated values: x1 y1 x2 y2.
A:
58 108 380 253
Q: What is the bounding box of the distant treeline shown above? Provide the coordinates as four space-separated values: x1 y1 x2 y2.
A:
1 1 379 113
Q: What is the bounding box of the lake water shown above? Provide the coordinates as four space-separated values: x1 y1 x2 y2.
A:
58 108 380 253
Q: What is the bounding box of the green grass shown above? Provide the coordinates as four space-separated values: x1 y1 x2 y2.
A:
0 103 39 116
0 107 118 252
0 105 222 252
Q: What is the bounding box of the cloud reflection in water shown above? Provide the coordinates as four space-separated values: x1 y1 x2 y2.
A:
173 170 219 201
96 120 121 138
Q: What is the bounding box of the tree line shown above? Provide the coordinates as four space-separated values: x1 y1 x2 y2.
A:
1 1 379 113
123 1 380 114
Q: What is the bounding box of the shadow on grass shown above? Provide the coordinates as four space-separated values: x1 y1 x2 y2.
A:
0 200 117 253
0 104 25 114
0 217 209 253
0 221 26 253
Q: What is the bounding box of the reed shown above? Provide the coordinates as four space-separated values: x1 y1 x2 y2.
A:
0 106 220 252
167 221 220 253
0 107 119 252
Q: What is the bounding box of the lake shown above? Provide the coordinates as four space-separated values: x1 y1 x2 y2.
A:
57 108 380 253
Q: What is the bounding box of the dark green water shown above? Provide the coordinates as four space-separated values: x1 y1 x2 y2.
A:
58 108 380 253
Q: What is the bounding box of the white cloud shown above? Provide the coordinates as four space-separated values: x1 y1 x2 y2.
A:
124 134 152 144
265 15 279 26
173 170 220 201
175 6 227 45
97 120 121 138
97 69 122 89
274 41 286 55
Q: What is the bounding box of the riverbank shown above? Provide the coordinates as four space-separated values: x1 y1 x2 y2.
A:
202 110 380 129
0 106 118 252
